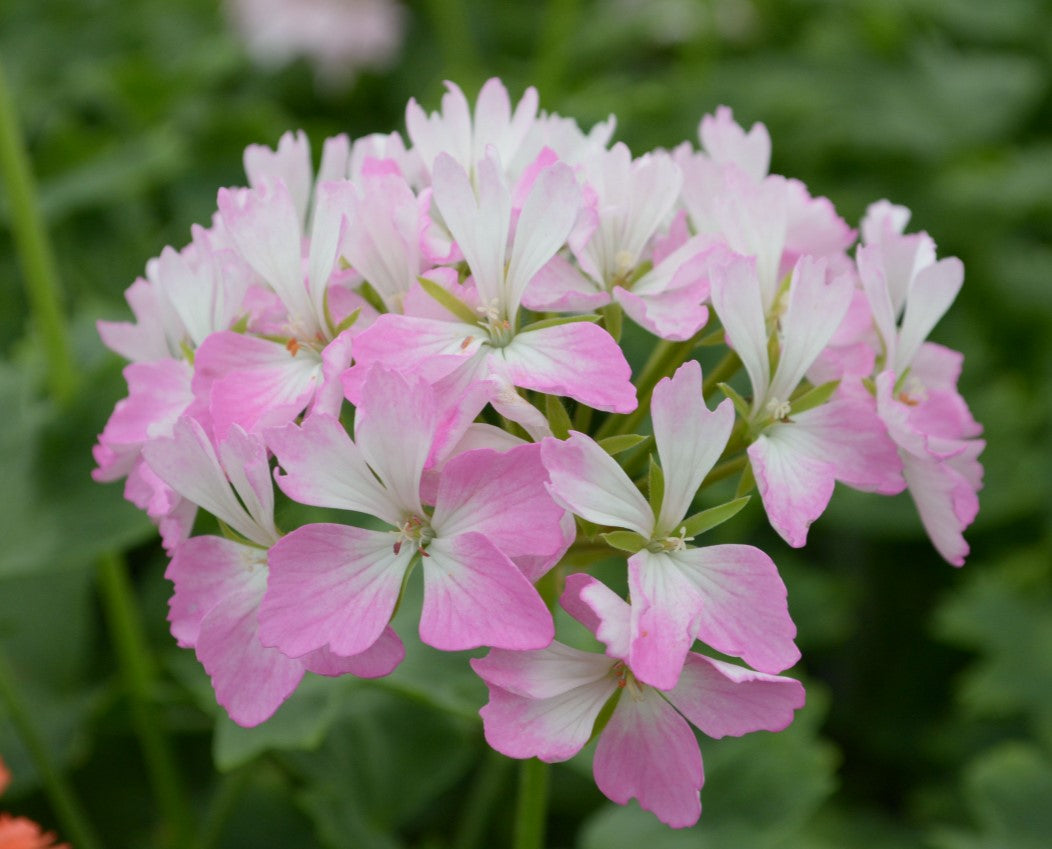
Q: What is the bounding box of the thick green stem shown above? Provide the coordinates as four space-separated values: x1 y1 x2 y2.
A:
0 59 77 404
512 758 550 849
0 649 103 849
96 552 192 848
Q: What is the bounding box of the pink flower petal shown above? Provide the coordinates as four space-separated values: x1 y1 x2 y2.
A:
650 360 735 532
628 545 799 687
419 532 554 651
498 321 636 413
666 653 805 738
260 523 413 658
195 568 305 728
301 627 405 678
594 687 703 828
432 444 568 559
561 573 632 661
471 642 615 700
542 433 653 537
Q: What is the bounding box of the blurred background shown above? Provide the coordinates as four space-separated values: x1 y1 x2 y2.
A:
1 0 1049 846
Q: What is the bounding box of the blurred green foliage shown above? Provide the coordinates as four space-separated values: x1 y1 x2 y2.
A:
1 0 1049 846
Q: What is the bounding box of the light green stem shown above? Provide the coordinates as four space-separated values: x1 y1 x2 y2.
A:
701 349 742 400
512 758 550 849
0 58 76 403
96 552 192 848
0 649 103 849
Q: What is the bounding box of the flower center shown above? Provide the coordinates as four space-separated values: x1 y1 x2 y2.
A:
646 526 691 553
392 514 435 556
612 661 645 700
476 300 515 348
765 397 792 422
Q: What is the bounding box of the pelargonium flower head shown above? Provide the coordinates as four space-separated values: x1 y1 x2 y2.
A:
260 366 566 659
543 360 799 687
472 573 805 828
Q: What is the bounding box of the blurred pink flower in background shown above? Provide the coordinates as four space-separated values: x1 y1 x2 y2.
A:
226 0 406 87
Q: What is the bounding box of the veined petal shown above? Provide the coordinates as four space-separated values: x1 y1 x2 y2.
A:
166 535 261 648
195 567 305 728
902 449 980 567
419 533 554 651
895 257 964 374
354 367 438 517
505 160 581 317
143 416 273 546
748 430 836 548
709 253 770 411
651 361 735 532
594 687 703 829
767 256 853 404
666 654 805 738
519 255 609 313
260 523 413 658
542 433 653 537
498 322 636 413
432 152 509 308
472 642 615 700
300 627 405 679
218 425 278 543
266 415 402 526
629 545 798 687
478 676 617 763
561 573 632 661
432 444 568 559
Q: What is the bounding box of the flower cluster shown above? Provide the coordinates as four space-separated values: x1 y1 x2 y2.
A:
94 79 983 827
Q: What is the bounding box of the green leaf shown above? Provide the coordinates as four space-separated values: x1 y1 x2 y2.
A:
599 531 648 553
679 496 751 539
519 313 602 333
790 379 841 415
598 433 650 456
416 275 479 324
545 394 573 439
718 382 752 421
331 306 361 337
647 456 664 518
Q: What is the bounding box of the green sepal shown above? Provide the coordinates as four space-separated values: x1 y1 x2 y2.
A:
230 313 250 334
790 379 840 415
600 302 623 343
892 367 913 397
647 456 665 518
575 515 600 541
718 382 752 420
544 394 573 440
598 433 650 456
599 530 648 553
679 495 751 539
357 279 388 315
416 275 478 324
862 376 877 396
332 306 361 337
735 461 757 498
216 519 263 549
518 313 601 333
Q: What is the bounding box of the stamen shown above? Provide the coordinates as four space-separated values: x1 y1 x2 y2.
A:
766 397 792 422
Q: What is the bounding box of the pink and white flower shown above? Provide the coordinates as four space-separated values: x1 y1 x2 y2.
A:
472 573 805 828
